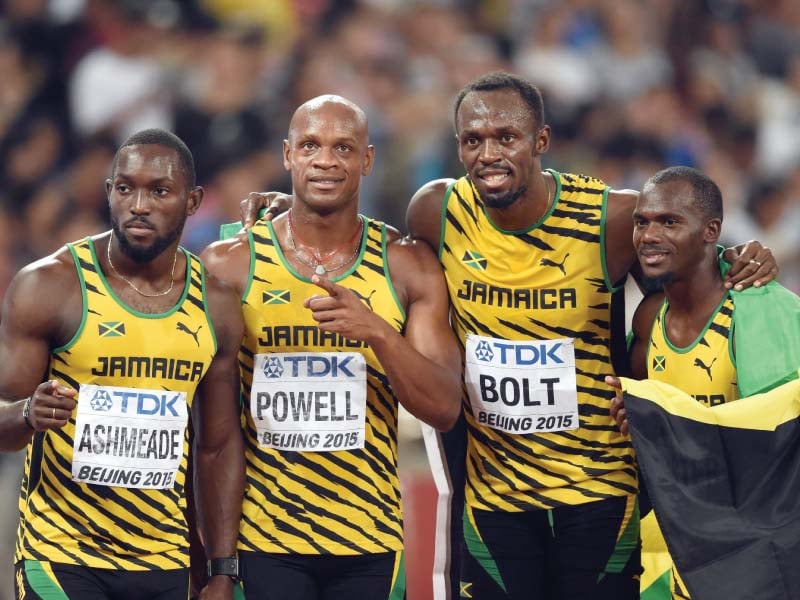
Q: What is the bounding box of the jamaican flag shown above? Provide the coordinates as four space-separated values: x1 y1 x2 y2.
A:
622 376 800 600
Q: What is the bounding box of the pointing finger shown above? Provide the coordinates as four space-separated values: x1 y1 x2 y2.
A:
310 274 341 296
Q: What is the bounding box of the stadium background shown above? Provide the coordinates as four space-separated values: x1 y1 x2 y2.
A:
0 0 798 598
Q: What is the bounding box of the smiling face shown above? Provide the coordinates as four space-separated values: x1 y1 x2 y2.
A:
106 144 201 263
455 88 549 209
283 96 374 214
633 179 721 288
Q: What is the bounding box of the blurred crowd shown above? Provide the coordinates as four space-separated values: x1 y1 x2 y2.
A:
1 0 799 300
0 0 799 596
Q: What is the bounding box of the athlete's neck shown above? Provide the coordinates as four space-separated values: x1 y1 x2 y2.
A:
663 258 727 334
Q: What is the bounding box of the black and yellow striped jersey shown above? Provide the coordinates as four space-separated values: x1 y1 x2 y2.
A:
237 216 406 555
647 295 738 406
15 237 216 570
441 170 637 511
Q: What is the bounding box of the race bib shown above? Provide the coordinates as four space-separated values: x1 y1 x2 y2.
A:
251 352 367 452
465 334 579 434
72 384 188 489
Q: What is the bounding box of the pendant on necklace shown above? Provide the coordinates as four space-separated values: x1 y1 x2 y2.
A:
314 264 327 276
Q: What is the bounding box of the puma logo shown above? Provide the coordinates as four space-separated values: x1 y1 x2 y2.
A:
352 289 376 310
177 322 202 346
540 253 570 276
693 356 717 381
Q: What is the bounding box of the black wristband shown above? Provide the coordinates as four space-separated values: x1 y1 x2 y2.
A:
207 557 239 582
22 396 34 430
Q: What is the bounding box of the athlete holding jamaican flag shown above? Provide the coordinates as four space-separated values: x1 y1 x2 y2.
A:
609 166 800 600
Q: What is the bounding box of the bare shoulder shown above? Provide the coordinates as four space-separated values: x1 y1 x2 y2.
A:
199 232 250 294
2 245 82 337
386 227 441 269
607 189 639 221
408 178 454 206
9 246 79 301
385 229 446 308
406 178 455 249
200 231 249 265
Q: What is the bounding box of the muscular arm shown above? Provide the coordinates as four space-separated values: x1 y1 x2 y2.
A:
405 179 452 250
379 236 462 430
200 234 252 297
192 273 245 594
0 251 80 451
604 189 640 285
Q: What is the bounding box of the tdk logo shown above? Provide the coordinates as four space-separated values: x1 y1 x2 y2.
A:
475 341 494 362
479 342 564 365
90 389 113 411
113 391 182 416
264 355 358 378
263 357 284 379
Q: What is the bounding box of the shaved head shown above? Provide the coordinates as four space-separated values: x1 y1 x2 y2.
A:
288 95 369 143
283 94 374 211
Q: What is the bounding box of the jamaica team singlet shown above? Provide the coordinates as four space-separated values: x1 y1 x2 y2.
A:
441 169 637 511
238 216 406 555
647 295 738 405
15 237 216 570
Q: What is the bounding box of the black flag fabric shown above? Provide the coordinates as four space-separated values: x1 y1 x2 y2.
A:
622 376 800 600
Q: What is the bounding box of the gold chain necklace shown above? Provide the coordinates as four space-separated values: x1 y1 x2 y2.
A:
106 233 178 297
286 212 363 276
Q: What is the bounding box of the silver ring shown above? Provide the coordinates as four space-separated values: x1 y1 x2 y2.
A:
52 407 56 419
749 259 762 267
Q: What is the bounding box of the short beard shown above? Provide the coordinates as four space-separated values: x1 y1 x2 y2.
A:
641 272 675 294
481 185 527 209
111 217 183 264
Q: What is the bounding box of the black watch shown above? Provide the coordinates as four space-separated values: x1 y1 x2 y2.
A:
207 557 240 582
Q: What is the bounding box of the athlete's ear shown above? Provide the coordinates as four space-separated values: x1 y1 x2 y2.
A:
186 186 204 216
283 139 291 172
362 144 375 176
704 218 722 244
535 125 551 155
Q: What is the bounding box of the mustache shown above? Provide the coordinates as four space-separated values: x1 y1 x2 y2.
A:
123 217 154 229
476 167 511 177
638 245 670 254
